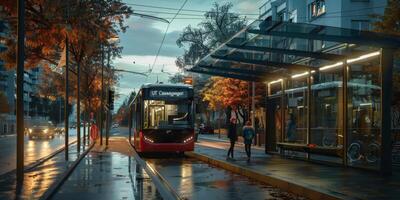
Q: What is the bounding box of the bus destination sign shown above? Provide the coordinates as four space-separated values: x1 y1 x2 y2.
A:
149 89 187 98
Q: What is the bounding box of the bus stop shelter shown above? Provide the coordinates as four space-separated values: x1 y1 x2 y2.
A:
188 20 400 175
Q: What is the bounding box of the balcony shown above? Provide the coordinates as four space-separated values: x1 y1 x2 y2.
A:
259 0 272 18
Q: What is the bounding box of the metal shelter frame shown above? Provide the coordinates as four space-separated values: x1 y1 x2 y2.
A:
188 20 400 175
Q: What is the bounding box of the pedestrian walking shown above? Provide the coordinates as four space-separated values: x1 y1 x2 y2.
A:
243 121 255 162
227 117 237 160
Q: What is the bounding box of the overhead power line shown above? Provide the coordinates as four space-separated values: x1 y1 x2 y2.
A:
149 0 189 76
126 2 260 15
133 9 206 17
127 3 386 17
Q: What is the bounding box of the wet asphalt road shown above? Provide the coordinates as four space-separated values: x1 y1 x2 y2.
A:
53 138 162 200
0 127 307 200
0 143 85 200
112 127 306 200
144 154 306 200
0 129 79 175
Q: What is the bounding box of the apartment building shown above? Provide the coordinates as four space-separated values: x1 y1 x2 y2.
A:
259 0 387 30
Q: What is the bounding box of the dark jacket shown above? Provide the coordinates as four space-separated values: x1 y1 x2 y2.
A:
242 125 255 145
227 123 237 141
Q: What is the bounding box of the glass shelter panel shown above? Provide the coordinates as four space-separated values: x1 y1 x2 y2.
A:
309 66 344 163
267 81 283 151
284 78 308 144
347 56 381 170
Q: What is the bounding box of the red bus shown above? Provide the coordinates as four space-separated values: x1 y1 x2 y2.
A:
128 84 194 153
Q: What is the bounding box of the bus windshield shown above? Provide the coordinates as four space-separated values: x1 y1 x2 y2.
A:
144 100 192 129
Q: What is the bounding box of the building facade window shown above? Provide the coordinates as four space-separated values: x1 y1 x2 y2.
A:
310 0 326 18
351 20 371 31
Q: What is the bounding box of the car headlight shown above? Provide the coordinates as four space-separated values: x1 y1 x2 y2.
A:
43 129 48 134
183 136 194 143
144 136 154 143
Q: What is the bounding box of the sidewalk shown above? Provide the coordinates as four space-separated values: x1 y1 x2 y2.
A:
52 137 161 200
198 134 265 150
0 142 88 199
191 138 400 200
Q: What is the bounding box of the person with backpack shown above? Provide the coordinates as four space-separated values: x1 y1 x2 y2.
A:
243 120 255 162
227 117 238 160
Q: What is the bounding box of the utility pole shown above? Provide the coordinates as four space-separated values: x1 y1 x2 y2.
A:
100 44 104 145
16 0 25 184
77 62 81 152
64 0 70 161
252 81 256 145
106 47 111 146
83 104 86 146
86 74 91 144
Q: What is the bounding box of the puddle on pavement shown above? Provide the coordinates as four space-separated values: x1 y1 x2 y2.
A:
53 151 162 200
146 156 307 200
0 144 84 200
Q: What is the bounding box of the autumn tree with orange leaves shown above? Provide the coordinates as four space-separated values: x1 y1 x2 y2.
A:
202 77 265 124
0 0 132 117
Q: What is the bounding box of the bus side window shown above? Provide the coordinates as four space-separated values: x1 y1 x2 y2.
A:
136 101 141 130
132 104 136 130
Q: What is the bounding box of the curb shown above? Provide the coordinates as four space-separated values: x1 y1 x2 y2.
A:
185 151 349 200
199 136 265 151
25 140 78 172
0 139 78 177
40 142 95 200
128 140 182 200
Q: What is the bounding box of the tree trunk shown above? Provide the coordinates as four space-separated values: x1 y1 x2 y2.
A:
225 106 232 125
235 110 241 124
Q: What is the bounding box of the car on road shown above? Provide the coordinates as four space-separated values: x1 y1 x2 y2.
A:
27 121 56 140
199 123 214 134
55 124 65 135
112 123 119 129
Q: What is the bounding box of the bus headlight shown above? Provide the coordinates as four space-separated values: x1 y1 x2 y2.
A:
144 136 154 143
183 136 193 143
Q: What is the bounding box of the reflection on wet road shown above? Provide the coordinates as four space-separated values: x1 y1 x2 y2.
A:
0 129 79 175
0 143 84 199
145 155 306 200
53 139 162 200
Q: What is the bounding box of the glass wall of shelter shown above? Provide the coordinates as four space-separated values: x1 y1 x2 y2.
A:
267 54 382 169
189 20 400 173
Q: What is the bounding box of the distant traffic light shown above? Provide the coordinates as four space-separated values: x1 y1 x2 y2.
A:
108 90 115 110
183 76 192 85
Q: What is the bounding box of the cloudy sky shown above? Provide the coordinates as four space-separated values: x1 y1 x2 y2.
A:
113 0 265 109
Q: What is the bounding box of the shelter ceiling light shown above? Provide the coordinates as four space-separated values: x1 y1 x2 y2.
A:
347 51 380 64
319 62 343 71
269 79 283 85
291 71 309 79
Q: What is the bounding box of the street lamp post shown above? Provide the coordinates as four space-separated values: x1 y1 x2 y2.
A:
64 0 70 161
100 44 104 145
77 62 81 152
64 37 69 160
105 36 119 146
16 0 25 184
106 46 111 146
